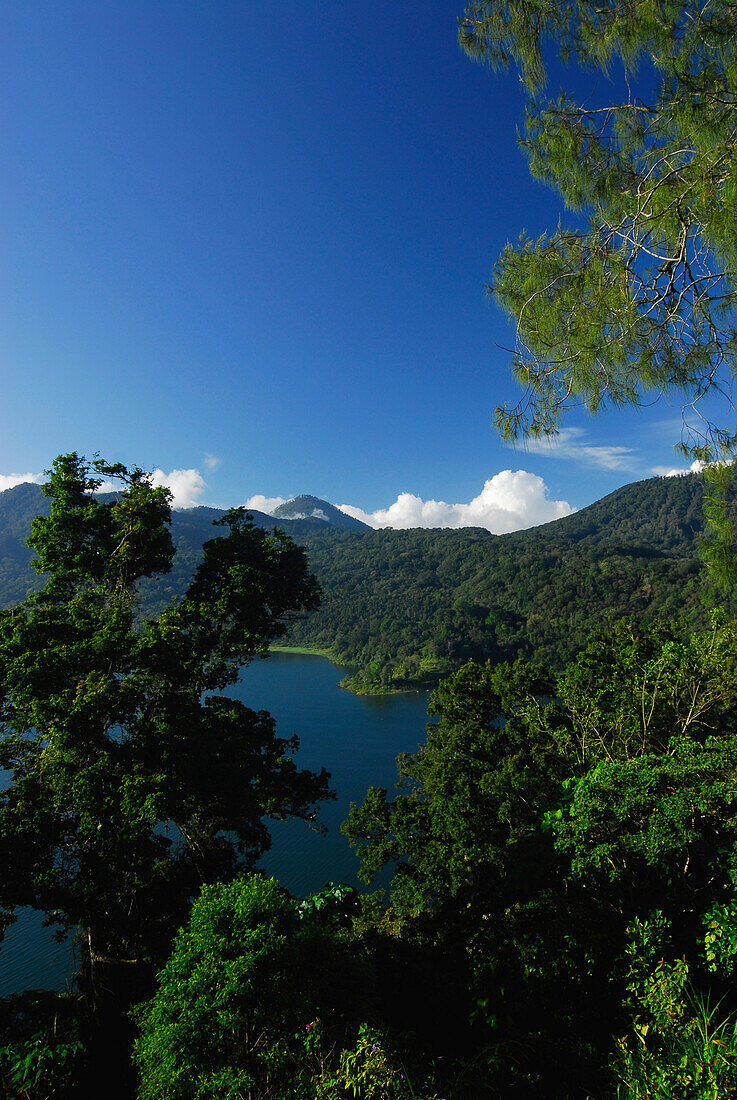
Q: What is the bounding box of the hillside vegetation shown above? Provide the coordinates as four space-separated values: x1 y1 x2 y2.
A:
290 473 709 689
0 473 711 691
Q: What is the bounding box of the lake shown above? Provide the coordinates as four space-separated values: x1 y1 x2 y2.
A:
0 652 431 997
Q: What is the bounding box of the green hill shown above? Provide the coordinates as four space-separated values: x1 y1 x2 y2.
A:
288 474 708 690
0 474 712 691
0 485 353 612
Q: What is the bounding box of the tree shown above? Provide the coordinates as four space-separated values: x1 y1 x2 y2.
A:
0 454 331 995
459 0 737 460
344 618 737 1093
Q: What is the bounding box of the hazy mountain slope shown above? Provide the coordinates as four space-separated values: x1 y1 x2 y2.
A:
0 484 345 610
271 494 370 531
0 483 51 605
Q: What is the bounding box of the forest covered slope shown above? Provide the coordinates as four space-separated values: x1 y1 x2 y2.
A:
0 473 711 689
289 473 709 688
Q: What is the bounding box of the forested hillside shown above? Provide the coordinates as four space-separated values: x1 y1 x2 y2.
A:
290 473 710 688
0 485 346 611
0 473 711 691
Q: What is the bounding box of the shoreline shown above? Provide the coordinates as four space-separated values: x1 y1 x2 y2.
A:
269 644 337 659
269 646 430 695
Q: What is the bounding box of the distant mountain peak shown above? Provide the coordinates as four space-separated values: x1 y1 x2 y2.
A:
271 494 370 531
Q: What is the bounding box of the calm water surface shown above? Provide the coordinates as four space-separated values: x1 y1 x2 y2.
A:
0 652 430 996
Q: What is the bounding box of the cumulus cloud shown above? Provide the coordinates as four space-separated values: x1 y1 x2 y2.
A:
244 494 288 514
0 472 44 492
652 460 706 477
204 453 221 471
148 468 207 509
338 470 574 534
95 468 210 508
516 428 636 470
97 468 207 509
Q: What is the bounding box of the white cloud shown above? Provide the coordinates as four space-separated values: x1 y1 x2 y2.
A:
96 468 206 508
0 472 44 492
204 453 221 471
338 471 574 533
652 460 706 477
0 465 207 509
146 468 206 509
274 507 330 522
515 428 636 470
244 494 288 514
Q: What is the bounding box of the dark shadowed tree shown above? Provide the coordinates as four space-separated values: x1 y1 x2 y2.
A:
0 453 330 998
345 618 737 1093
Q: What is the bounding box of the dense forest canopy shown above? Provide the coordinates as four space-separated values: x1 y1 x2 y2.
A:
290 472 709 689
0 472 712 692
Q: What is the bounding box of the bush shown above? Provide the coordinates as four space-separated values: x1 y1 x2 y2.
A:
133 875 368 1100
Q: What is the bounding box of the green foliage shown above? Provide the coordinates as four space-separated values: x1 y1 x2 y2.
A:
550 616 737 922
344 655 559 918
0 991 85 1100
0 472 712 692
701 462 737 592
613 915 737 1098
135 874 455 1099
345 616 737 1094
0 454 329 995
0 1032 84 1100
133 875 369 1100
703 892 737 975
311 1024 429 1100
459 0 737 460
297 882 361 927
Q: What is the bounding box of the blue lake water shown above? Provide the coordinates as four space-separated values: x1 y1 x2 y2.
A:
0 652 431 997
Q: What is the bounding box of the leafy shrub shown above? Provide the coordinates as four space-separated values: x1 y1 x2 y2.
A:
0 992 84 1100
614 915 737 1098
133 875 367 1100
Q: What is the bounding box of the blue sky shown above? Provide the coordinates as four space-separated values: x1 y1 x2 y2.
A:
0 1 712 530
